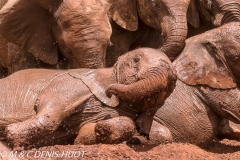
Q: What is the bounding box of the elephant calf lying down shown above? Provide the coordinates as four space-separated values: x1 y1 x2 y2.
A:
151 22 240 148
0 48 176 149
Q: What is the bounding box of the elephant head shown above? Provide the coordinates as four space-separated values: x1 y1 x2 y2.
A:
137 0 191 60
107 48 177 135
0 0 138 69
174 22 240 89
188 0 240 28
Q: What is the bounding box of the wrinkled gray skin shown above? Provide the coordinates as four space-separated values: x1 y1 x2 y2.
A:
187 0 240 37
0 48 176 149
151 22 240 148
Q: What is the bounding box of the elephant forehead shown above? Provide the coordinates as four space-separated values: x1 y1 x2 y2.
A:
118 48 172 67
163 0 189 6
56 0 104 21
62 0 103 11
137 48 171 61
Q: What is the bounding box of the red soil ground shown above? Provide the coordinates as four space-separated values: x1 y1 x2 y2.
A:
16 138 239 160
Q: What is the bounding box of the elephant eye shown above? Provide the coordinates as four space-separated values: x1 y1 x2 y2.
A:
151 0 160 8
133 55 141 63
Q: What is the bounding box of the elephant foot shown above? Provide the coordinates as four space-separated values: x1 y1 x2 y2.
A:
217 119 240 140
5 123 29 150
74 123 97 145
95 116 136 144
128 121 172 146
149 121 172 144
0 141 11 152
5 114 56 150
74 116 136 145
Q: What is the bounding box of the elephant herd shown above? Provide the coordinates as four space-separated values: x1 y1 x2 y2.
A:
0 0 239 151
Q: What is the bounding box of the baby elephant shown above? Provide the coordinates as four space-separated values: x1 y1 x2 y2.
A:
151 22 240 148
0 48 176 149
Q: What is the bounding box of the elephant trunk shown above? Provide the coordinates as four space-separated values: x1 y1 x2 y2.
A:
220 3 240 24
108 60 176 112
160 3 188 61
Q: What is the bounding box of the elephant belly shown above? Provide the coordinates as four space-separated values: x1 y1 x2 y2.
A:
0 69 67 126
154 80 221 148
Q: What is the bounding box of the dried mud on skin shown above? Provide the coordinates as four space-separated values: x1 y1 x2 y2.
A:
14 139 239 160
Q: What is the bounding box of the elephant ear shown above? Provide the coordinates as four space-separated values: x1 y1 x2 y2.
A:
187 0 199 28
109 0 138 31
0 0 58 64
68 69 119 107
174 42 237 89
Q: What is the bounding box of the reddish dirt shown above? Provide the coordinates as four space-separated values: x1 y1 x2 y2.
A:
13 138 238 160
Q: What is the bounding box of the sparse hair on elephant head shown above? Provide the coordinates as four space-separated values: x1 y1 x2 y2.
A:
107 48 177 112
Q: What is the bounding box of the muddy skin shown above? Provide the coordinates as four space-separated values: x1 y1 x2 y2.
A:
0 48 176 150
217 119 240 140
74 117 136 145
150 22 240 148
0 0 191 77
187 0 240 38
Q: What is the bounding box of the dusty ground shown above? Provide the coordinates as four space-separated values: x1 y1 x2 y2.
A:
4 138 236 159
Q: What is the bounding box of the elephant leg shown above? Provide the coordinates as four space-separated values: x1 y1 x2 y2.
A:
128 120 172 145
74 123 97 145
5 98 65 149
0 141 11 152
0 141 12 159
74 116 136 145
149 120 173 144
217 119 240 140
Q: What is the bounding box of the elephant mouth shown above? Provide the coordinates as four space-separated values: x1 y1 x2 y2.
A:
149 14 161 31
